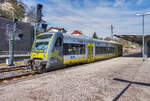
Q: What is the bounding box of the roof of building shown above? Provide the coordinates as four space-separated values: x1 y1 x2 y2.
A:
71 30 82 35
47 27 67 32
114 34 150 44
46 27 67 33
47 27 64 30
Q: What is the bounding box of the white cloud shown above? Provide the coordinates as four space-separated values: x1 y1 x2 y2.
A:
23 0 37 7
137 0 143 5
24 0 150 38
113 0 126 7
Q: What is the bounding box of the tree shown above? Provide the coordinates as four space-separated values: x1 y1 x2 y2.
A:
10 0 25 20
0 0 25 20
104 37 111 41
0 0 4 3
0 9 10 18
26 6 36 19
93 32 98 39
98 37 103 40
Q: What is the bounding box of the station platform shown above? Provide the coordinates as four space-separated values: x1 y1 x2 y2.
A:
0 53 150 101
0 54 30 64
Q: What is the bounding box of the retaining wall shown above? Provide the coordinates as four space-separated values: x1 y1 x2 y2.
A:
0 17 34 55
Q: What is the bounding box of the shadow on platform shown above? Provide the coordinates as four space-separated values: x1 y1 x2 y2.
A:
112 78 150 101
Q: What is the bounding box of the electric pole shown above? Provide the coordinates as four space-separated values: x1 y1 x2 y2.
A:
34 4 43 40
111 24 113 40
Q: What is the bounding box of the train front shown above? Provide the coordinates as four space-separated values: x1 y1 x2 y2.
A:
25 33 54 73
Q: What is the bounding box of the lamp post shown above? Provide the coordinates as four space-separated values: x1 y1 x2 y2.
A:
136 12 150 61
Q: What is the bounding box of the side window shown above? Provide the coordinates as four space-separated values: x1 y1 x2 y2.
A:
63 43 85 55
55 37 62 47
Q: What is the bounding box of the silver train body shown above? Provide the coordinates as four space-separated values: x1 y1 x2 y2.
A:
25 32 122 73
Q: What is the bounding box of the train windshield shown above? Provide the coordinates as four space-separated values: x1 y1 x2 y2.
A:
32 42 49 53
37 34 52 39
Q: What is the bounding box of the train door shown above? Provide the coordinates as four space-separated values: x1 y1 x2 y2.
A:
115 45 119 56
49 36 63 68
87 43 91 62
91 43 94 61
87 43 94 62
118 45 123 56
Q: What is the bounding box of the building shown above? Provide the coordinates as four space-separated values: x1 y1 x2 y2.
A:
22 16 36 26
0 17 34 55
114 34 150 57
71 30 83 35
47 27 67 34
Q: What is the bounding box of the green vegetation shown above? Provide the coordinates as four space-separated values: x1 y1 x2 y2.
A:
93 32 98 39
0 0 25 20
114 38 140 49
26 6 36 19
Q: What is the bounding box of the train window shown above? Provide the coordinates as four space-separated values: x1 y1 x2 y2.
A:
95 46 114 54
55 37 62 47
37 34 52 39
63 43 85 55
32 42 49 53
95 47 99 54
110 47 115 53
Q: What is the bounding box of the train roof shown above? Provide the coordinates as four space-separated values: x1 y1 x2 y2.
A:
93 38 122 45
62 33 122 45
39 32 122 45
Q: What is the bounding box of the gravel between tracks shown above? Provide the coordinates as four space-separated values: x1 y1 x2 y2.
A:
0 57 150 101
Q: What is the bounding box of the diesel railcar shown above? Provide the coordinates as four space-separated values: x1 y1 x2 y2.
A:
25 32 122 73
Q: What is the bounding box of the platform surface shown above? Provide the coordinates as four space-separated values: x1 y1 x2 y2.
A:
0 55 150 101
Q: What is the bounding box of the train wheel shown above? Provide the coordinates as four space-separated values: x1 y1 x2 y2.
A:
37 65 46 74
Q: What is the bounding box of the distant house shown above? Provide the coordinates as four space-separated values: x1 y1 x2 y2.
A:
47 27 67 33
22 16 36 26
23 16 35 22
71 30 83 35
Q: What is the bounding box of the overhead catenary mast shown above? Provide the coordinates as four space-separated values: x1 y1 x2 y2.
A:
110 24 113 40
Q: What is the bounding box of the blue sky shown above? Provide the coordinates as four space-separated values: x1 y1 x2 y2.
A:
23 0 150 37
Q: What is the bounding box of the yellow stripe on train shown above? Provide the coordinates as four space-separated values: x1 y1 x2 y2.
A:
64 58 87 64
63 53 117 65
94 54 118 60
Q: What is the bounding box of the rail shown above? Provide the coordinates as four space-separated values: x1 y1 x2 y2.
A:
0 65 36 83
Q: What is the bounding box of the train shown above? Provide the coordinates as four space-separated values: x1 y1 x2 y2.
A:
25 32 123 73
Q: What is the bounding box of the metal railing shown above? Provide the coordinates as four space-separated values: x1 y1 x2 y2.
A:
0 51 30 55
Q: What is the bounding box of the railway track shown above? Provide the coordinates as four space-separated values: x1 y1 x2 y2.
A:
0 65 25 73
0 52 137 84
0 65 36 83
